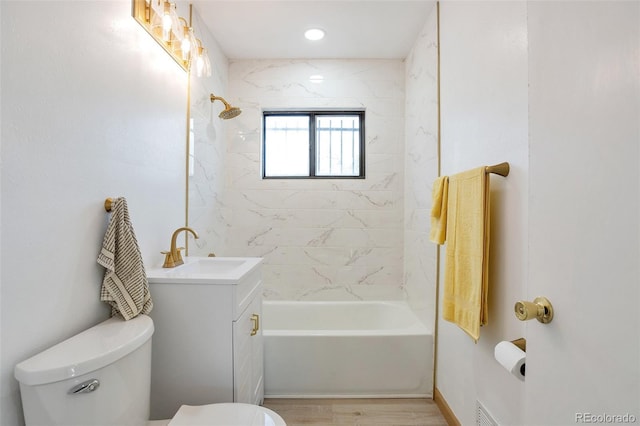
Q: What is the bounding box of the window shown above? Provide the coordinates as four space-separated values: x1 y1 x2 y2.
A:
263 111 365 178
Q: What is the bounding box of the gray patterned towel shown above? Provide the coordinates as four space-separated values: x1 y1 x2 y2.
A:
97 197 152 320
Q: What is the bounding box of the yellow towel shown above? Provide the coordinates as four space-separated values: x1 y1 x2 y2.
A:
97 197 152 320
429 176 449 244
442 167 490 342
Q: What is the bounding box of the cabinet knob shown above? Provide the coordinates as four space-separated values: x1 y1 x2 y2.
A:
250 314 260 336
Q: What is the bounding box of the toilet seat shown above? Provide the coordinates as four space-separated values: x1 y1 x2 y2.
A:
168 403 286 426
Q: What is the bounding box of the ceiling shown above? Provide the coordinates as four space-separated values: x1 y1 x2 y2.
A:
191 1 436 60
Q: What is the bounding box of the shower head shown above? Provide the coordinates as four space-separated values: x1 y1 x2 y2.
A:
219 106 242 120
210 94 242 120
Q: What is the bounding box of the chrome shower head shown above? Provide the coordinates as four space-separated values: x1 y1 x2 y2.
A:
210 94 242 120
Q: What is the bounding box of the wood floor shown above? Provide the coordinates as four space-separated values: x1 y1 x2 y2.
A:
263 398 448 426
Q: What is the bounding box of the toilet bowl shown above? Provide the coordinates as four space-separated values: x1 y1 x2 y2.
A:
150 403 284 426
14 315 285 426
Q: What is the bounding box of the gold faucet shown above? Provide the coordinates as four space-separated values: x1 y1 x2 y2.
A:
162 227 199 268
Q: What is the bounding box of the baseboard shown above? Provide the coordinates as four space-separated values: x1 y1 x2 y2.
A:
433 387 461 426
264 393 430 399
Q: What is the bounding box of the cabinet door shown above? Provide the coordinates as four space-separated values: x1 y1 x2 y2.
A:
233 295 263 404
250 294 264 405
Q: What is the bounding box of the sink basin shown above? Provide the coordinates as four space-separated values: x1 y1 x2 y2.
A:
180 258 246 274
146 256 263 285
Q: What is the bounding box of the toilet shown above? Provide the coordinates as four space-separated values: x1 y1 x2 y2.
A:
14 315 285 426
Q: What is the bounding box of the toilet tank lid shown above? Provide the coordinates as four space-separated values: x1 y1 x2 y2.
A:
14 315 154 386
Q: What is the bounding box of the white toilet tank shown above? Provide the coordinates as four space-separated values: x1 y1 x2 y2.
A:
14 315 154 426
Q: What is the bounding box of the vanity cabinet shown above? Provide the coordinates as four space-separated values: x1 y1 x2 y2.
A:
146 257 264 420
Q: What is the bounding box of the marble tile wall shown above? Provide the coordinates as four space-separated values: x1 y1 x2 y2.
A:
187 7 230 257
226 59 406 301
404 7 439 327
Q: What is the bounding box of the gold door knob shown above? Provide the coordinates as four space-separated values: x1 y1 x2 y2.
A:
514 297 553 324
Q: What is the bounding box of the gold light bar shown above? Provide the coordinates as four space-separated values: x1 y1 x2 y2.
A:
132 0 198 72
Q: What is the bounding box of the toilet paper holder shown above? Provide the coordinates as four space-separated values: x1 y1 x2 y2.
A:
494 339 527 381
510 338 526 352
514 297 554 323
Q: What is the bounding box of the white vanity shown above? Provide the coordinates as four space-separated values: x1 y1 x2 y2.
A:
146 257 264 421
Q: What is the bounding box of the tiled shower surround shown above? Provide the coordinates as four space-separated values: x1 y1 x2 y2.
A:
227 59 406 301
188 9 439 314
403 11 439 322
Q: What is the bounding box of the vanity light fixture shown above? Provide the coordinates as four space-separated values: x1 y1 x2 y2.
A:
304 28 325 41
132 0 210 75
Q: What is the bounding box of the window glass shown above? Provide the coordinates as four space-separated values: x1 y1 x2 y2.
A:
316 115 361 177
264 115 310 177
263 111 364 179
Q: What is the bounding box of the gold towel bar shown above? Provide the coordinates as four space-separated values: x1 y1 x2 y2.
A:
485 162 510 177
104 198 114 212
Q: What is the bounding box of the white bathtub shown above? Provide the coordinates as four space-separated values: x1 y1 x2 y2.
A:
262 301 433 398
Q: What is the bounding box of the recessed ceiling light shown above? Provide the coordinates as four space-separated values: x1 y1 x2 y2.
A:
304 28 325 41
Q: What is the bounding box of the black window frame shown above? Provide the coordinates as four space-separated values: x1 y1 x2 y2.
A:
262 110 365 179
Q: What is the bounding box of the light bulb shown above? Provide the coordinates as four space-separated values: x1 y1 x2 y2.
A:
195 46 211 77
181 36 191 60
162 14 172 30
162 16 172 40
181 27 196 61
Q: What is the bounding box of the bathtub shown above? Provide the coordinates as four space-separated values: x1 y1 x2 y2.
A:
262 301 433 398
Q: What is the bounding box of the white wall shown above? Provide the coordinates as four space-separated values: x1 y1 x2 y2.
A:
436 2 529 425
1 2 187 424
436 1 639 425
225 59 406 301
404 5 439 329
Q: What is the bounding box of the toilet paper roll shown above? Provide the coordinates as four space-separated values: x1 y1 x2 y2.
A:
494 341 526 381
